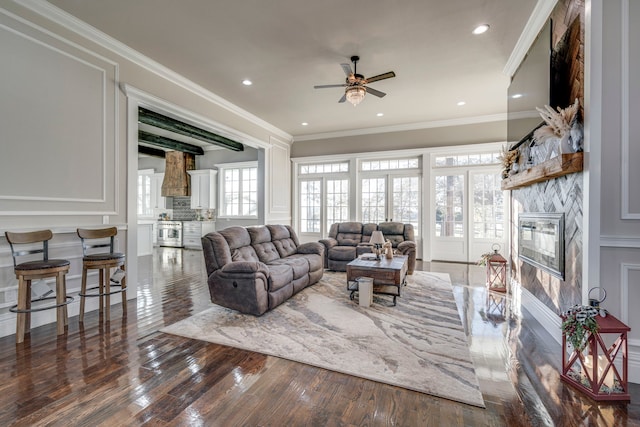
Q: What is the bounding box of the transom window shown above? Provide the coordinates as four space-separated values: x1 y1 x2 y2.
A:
217 162 258 218
299 162 349 175
434 153 500 167
361 158 419 171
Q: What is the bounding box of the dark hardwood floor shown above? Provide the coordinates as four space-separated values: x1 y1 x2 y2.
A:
0 248 637 426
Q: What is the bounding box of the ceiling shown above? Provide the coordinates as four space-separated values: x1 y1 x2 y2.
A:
47 0 537 140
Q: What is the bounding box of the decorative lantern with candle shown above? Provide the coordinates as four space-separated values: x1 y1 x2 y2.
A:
485 243 507 292
561 308 631 402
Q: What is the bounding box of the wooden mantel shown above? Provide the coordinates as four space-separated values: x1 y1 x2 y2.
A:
501 152 583 190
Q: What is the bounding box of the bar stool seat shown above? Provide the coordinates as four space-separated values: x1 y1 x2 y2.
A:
5 230 73 344
77 227 126 323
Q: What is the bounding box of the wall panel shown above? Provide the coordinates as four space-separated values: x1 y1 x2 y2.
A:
0 10 118 215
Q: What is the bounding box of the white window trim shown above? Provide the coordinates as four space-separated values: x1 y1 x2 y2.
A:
215 161 259 219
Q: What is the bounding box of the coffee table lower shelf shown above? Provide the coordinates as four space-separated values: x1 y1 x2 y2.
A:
347 280 401 306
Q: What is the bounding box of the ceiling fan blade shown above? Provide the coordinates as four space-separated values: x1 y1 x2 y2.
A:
340 63 353 76
314 84 347 89
366 87 387 98
338 93 347 103
365 71 396 84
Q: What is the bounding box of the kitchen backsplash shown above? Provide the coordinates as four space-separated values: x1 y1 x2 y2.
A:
171 196 197 220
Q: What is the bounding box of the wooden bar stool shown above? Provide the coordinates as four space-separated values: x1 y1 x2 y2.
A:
77 227 126 323
5 230 73 344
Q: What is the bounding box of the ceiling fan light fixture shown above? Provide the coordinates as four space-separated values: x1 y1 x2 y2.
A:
346 86 366 106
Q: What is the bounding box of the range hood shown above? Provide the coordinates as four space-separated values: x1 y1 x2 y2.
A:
162 151 195 197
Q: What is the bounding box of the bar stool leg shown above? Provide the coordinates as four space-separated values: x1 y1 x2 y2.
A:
80 266 88 323
56 271 65 336
61 271 68 327
16 276 28 344
105 267 111 322
98 269 104 317
121 264 127 317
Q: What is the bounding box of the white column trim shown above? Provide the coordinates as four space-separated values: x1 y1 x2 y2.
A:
620 0 639 219
620 263 640 324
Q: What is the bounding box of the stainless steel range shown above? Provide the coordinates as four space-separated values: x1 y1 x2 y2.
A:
157 221 183 247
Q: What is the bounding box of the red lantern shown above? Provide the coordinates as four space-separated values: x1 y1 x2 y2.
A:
561 312 631 402
486 243 507 293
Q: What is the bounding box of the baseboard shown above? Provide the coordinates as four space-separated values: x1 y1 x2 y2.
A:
520 286 562 345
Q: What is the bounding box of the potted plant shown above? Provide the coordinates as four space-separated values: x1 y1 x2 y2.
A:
561 304 599 352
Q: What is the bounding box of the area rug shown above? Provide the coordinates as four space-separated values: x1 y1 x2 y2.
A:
160 270 485 408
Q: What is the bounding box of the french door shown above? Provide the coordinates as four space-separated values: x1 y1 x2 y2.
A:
361 174 421 238
431 167 505 262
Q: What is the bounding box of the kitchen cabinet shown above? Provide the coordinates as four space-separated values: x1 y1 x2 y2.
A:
151 173 167 209
183 221 216 250
137 222 154 255
188 170 217 210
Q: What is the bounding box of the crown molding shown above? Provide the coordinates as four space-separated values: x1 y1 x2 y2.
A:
503 0 558 78
14 0 293 143
293 113 507 142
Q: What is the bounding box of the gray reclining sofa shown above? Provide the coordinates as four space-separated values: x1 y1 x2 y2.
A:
202 224 324 315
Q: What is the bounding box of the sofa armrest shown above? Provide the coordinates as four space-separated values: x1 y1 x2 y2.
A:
220 261 269 276
318 237 337 249
297 241 324 256
397 241 416 253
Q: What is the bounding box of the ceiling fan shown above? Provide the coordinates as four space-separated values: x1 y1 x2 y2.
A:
314 56 396 106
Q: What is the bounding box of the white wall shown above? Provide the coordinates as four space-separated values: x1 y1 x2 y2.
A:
593 0 640 382
0 1 292 338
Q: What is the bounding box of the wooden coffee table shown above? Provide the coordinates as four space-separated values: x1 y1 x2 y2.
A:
346 255 408 306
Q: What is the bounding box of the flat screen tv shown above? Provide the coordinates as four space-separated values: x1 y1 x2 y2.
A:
507 21 552 144
507 18 577 146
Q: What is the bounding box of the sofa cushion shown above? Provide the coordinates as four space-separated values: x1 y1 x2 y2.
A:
267 263 294 292
329 246 356 261
269 257 308 279
268 225 299 257
360 223 377 243
219 226 260 262
378 222 405 235
287 253 323 272
248 226 280 263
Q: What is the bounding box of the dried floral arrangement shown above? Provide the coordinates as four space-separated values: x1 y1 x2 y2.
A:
498 144 519 177
533 98 580 144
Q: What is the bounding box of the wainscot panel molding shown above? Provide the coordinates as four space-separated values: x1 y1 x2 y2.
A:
621 0 640 219
0 8 119 215
620 263 640 330
267 137 291 216
15 0 291 142
600 235 640 248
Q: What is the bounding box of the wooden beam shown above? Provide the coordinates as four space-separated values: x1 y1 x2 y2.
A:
138 130 204 156
138 107 244 152
138 145 166 158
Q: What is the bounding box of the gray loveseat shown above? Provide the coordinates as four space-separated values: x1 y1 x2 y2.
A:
319 222 416 274
202 224 324 315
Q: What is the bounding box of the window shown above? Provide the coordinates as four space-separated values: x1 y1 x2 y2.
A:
434 153 500 167
434 175 464 237
360 157 421 235
217 162 258 218
300 180 321 232
297 162 350 235
137 169 153 217
472 173 504 239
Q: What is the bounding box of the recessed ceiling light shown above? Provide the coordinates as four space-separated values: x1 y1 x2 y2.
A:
376 113 384 117
512 93 523 99
472 24 490 35
457 101 466 106
301 122 308 126
242 79 253 86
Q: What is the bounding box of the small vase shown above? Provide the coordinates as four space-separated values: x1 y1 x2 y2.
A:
559 133 574 154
